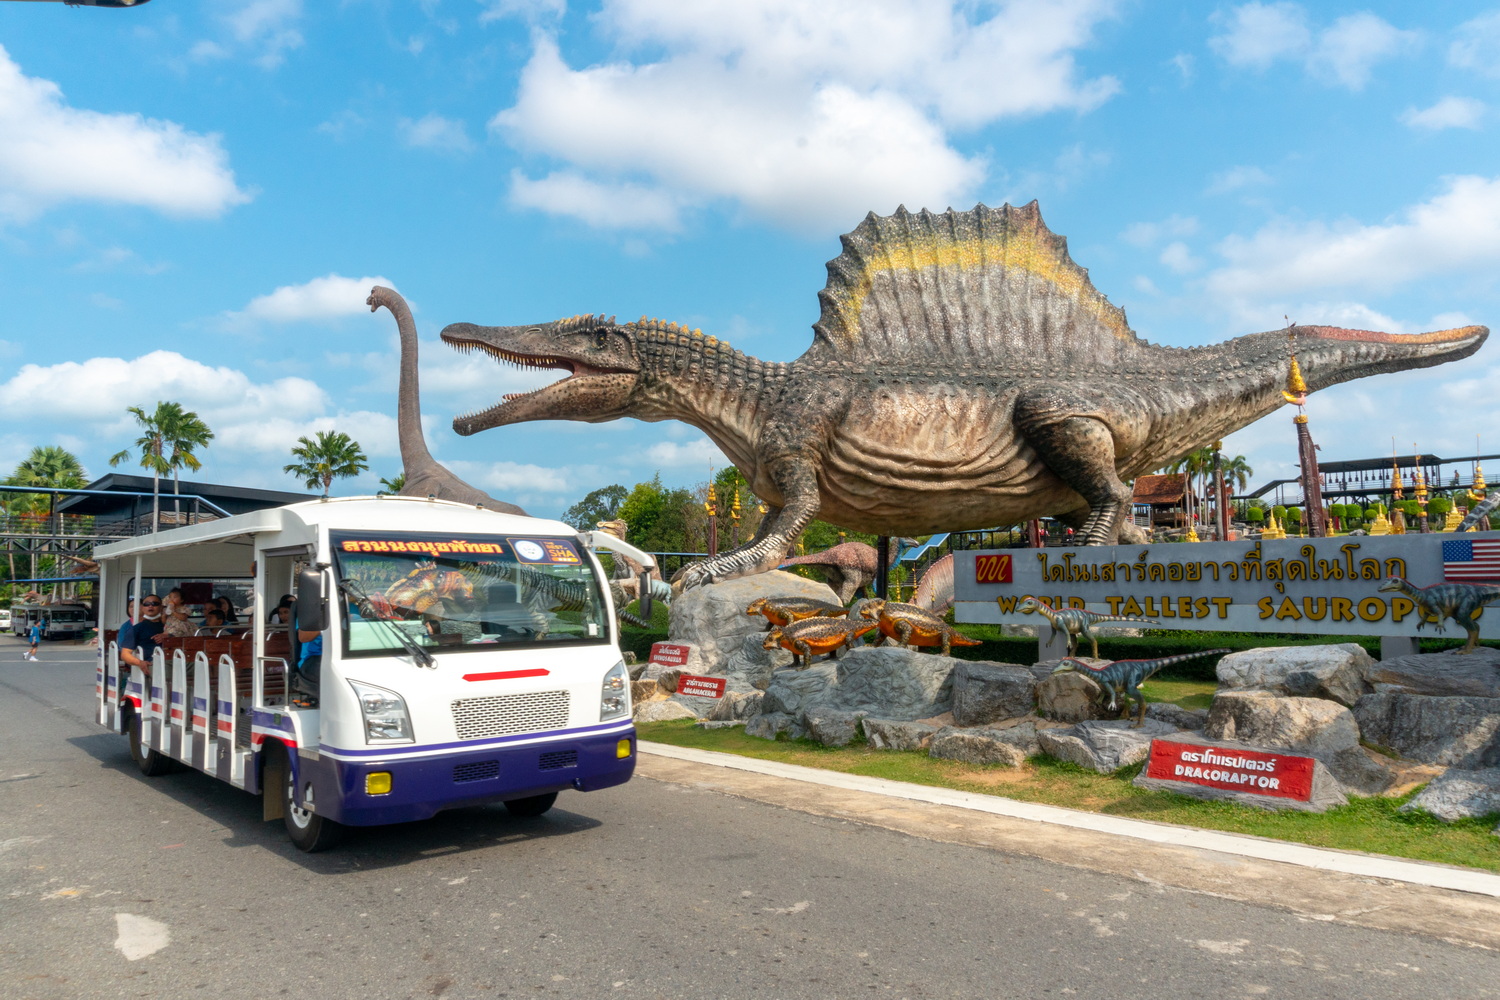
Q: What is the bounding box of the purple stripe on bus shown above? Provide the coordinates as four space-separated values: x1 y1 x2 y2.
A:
319 720 633 758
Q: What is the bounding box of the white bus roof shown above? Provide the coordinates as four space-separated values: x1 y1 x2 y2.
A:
93 496 580 569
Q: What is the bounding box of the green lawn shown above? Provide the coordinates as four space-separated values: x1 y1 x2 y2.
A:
1139 677 1218 711
637 719 1500 872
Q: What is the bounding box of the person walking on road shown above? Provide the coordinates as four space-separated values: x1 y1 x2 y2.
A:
26 620 41 661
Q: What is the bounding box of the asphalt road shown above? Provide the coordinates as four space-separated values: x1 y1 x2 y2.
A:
3 642 1498 1000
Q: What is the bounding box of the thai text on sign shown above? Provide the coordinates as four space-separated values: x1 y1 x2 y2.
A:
1145 740 1314 801
676 674 727 699
648 642 690 667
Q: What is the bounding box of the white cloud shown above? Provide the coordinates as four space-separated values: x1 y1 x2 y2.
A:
508 169 686 230
1400 96 1485 131
398 114 474 153
475 460 571 493
223 0 305 70
1206 175 1500 302
1209 4 1415 90
0 45 249 222
232 274 394 324
1450 11 1500 77
644 437 727 469
1206 164 1272 195
1121 214 1197 247
1209 2 1309 68
491 1 1120 232
1159 241 1201 274
479 0 566 25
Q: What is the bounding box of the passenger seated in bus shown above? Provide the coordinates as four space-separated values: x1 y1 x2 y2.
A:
119 594 167 675
293 609 322 708
269 595 293 625
201 609 227 631
162 588 195 638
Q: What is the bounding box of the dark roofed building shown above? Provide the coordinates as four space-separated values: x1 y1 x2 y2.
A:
1132 473 1188 527
57 473 314 535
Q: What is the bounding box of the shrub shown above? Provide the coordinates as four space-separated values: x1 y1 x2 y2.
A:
1428 497 1454 517
1245 507 1265 523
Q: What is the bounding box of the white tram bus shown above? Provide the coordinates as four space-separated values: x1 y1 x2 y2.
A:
94 496 650 851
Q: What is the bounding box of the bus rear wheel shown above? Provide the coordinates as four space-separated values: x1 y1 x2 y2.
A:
503 792 558 817
274 745 344 852
127 712 175 777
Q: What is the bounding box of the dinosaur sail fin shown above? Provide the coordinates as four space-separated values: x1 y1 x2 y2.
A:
807 202 1144 364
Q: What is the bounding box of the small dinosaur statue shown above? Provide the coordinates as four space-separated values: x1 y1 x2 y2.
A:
367 285 527 515
1015 596 1161 658
439 203 1485 592
745 596 851 629
763 616 878 668
1377 576 1500 653
856 598 980 657
777 538 912 605
1052 649 1231 728
595 519 671 606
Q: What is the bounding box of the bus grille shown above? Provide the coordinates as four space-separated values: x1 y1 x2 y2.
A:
538 749 577 771
453 760 500 783
452 690 570 741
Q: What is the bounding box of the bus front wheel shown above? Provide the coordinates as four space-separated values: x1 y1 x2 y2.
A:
274 745 343 852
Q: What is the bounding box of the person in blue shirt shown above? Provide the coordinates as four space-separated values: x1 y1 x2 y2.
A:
26 621 41 661
293 609 322 708
118 594 167 676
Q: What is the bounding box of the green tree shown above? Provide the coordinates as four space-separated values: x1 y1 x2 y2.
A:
109 403 174 531
4 446 87 583
159 402 214 523
561 484 628 530
284 430 369 497
378 471 406 495
1220 454 1255 493
1428 497 1454 518
1244 507 1265 524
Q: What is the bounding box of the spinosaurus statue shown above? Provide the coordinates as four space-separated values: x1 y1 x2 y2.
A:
367 286 527 515
777 537 911 605
1377 576 1500 653
438 203 1486 592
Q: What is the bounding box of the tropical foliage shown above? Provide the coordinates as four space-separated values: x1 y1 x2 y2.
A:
108 401 214 528
284 431 369 497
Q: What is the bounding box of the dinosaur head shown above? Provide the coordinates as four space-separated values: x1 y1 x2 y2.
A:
442 314 642 434
1015 597 1041 615
856 598 885 621
745 597 769 617
1376 576 1406 593
762 627 785 650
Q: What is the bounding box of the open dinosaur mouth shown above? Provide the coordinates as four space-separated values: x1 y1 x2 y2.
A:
444 333 631 433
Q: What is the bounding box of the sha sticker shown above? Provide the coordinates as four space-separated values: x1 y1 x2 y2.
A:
510 538 582 564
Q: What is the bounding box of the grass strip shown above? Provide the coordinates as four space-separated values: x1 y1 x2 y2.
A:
636 719 1500 872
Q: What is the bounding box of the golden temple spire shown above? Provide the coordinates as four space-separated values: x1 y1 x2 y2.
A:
1281 331 1309 405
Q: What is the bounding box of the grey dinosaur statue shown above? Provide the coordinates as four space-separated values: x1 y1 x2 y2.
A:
1052 650 1231 728
1377 576 1500 653
1016 596 1160 659
367 285 526 515
438 203 1486 591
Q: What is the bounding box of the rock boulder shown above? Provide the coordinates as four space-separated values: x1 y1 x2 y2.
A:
1205 690 1362 756
1401 768 1500 822
805 710 867 747
1038 718 1177 773
1215 643 1373 707
1034 663 1111 723
1364 648 1500 699
745 711 803 741
1352 694 1500 768
665 570 838 678
863 718 939 751
633 699 699 723
950 661 1037 725
928 728 1028 767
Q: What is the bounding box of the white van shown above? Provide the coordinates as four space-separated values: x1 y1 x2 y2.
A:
94 496 646 850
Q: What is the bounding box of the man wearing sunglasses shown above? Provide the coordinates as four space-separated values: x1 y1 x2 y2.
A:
119 594 167 676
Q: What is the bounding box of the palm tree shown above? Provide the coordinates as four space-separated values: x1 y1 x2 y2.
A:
109 403 173 531
285 431 369 497
1165 447 1214 527
5 446 87 583
378 471 406 495
160 403 214 524
1221 454 1254 494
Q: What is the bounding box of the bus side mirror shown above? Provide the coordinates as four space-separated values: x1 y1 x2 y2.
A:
296 567 328 633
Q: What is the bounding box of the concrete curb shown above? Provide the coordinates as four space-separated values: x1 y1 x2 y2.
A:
639 740 1500 898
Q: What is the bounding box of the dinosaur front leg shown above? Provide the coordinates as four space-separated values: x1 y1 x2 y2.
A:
794 638 815 666
1016 397 1133 545
674 460 821 592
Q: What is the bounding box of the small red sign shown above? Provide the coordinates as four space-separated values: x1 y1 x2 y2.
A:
676 674 727 699
648 642 691 667
975 553 1013 584
1146 740 1314 801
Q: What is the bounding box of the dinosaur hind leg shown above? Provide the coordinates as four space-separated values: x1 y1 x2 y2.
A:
1016 402 1132 546
1454 608 1480 653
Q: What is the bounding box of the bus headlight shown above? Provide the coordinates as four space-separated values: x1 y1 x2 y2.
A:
600 660 629 721
349 680 414 744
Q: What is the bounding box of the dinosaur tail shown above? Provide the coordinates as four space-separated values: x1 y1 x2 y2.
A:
1146 648 1232 670
618 609 650 629
1092 614 1160 626
948 632 983 647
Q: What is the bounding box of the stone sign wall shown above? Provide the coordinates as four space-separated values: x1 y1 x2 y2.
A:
955 532 1500 638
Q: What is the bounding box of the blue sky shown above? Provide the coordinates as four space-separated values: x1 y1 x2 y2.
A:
1 0 1499 519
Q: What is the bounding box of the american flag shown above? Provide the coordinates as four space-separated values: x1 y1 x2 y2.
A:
1442 539 1500 582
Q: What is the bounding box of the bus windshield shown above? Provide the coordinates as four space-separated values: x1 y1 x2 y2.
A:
331 530 610 657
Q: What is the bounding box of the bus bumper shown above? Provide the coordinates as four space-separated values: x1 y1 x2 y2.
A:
302 727 637 826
